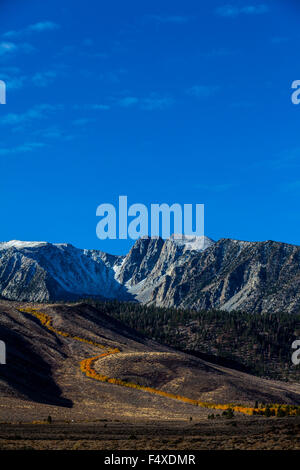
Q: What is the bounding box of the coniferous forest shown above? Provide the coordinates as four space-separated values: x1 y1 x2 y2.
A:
82 300 300 382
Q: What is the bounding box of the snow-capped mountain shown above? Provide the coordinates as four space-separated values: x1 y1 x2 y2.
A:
0 236 212 304
169 234 215 252
0 240 126 302
1 236 300 314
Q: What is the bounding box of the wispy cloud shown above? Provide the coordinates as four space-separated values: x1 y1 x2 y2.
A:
116 94 173 110
0 104 62 126
3 21 60 38
146 15 190 24
5 76 26 90
0 66 20 74
0 67 24 89
230 100 254 109
186 85 220 98
31 70 58 87
140 96 174 110
200 48 237 58
0 42 17 56
216 4 270 17
195 183 236 192
249 148 300 172
82 38 94 47
0 67 62 91
118 96 139 108
32 125 74 142
72 118 95 126
73 103 111 111
0 41 35 58
90 104 111 110
270 37 290 45
72 96 170 123
0 142 46 155
27 21 59 33
281 180 300 192
56 43 108 60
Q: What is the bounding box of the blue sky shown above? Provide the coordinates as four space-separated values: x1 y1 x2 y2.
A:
1 0 300 254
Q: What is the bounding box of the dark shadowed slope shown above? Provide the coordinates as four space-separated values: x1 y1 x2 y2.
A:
0 300 300 423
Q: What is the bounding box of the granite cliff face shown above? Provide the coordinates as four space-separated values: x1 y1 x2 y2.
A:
142 238 300 314
0 237 300 314
0 241 126 302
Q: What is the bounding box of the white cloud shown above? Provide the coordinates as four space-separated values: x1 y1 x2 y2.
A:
0 104 62 126
19 43 36 54
6 76 26 90
271 37 290 45
0 67 62 92
72 118 95 126
186 85 220 98
0 67 25 90
195 183 236 192
32 125 74 142
201 48 237 58
0 41 35 58
216 4 269 17
118 96 139 107
90 104 111 110
147 15 190 24
281 180 300 192
0 42 18 55
28 21 59 33
0 142 46 155
140 96 173 110
116 95 173 110
31 71 58 87
3 21 60 38
73 103 111 111
82 38 94 47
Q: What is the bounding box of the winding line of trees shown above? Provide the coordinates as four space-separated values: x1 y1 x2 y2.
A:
19 306 300 417
83 300 300 381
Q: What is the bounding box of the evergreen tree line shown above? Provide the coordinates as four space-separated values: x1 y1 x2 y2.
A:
77 299 300 381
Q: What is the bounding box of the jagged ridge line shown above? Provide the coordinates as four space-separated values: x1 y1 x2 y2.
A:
18 308 300 417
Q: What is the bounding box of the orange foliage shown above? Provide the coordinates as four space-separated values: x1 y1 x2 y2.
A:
19 307 300 417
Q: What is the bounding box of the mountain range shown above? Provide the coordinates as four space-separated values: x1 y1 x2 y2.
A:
0 235 300 314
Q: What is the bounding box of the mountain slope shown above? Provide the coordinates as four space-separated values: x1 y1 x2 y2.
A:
118 237 300 314
1 237 300 313
0 241 128 302
1 300 300 423
146 238 300 314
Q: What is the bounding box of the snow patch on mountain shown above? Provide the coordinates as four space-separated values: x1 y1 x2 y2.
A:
0 240 129 301
0 240 49 250
169 234 215 252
